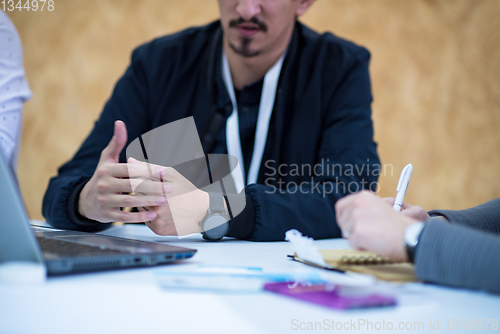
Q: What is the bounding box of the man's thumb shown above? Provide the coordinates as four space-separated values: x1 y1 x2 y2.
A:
104 120 128 163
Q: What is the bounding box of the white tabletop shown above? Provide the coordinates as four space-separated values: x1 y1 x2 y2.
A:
1 222 499 334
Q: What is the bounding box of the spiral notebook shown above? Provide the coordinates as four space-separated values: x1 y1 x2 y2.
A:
293 249 418 283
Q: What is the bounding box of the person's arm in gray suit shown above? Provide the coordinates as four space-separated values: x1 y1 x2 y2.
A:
415 199 500 293
428 198 500 235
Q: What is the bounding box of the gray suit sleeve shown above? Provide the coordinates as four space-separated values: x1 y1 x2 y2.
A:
415 218 500 293
428 198 500 235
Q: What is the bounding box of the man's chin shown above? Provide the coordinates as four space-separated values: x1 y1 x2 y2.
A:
229 41 261 58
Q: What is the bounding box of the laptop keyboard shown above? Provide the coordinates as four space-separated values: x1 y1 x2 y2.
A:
37 237 130 257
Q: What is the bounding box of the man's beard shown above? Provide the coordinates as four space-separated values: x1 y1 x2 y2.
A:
229 38 260 58
228 16 268 58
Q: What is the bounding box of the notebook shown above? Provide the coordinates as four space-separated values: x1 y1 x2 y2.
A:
0 150 196 276
293 249 418 283
285 229 417 283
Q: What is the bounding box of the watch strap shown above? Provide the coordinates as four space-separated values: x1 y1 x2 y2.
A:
201 193 229 241
405 222 425 263
209 192 226 214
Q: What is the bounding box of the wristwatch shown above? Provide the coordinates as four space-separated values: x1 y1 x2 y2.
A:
404 222 425 263
199 192 230 241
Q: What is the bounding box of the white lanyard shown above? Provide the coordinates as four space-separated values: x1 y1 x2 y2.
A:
222 50 285 193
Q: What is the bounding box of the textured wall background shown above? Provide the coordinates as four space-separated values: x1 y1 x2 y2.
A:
8 0 500 220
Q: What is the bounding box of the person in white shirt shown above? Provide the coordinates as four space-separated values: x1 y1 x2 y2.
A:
0 11 31 169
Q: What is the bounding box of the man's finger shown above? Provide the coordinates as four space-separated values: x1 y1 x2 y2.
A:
382 197 395 206
102 120 128 163
105 178 172 196
130 178 173 195
127 157 171 179
335 193 357 220
106 209 157 223
401 206 429 221
401 202 414 210
100 163 168 180
103 194 167 208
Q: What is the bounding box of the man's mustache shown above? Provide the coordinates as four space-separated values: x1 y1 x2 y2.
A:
229 17 268 32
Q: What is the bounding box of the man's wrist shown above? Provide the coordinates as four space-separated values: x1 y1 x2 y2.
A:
67 180 104 228
77 181 93 220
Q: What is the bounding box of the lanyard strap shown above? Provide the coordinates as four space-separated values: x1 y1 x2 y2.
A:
222 50 285 193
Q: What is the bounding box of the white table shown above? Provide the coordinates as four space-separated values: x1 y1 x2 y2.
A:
1 222 499 334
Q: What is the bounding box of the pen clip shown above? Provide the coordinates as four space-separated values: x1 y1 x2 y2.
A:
396 164 413 191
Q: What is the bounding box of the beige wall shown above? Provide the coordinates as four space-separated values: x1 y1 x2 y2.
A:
9 0 500 220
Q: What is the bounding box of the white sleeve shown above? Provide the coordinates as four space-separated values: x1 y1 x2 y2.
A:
0 11 32 168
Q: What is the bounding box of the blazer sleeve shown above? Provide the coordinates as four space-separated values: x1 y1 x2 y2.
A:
243 49 380 241
42 44 153 231
415 217 500 293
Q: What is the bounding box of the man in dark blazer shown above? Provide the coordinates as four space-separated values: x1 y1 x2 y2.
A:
43 0 380 241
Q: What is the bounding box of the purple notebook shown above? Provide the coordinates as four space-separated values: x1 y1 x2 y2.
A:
264 282 396 310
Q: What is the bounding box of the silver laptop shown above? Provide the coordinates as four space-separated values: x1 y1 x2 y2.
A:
0 151 196 275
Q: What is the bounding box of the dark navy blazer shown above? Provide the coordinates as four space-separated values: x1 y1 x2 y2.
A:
43 21 380 241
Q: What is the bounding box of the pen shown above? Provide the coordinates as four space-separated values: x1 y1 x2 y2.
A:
393 164 413 212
